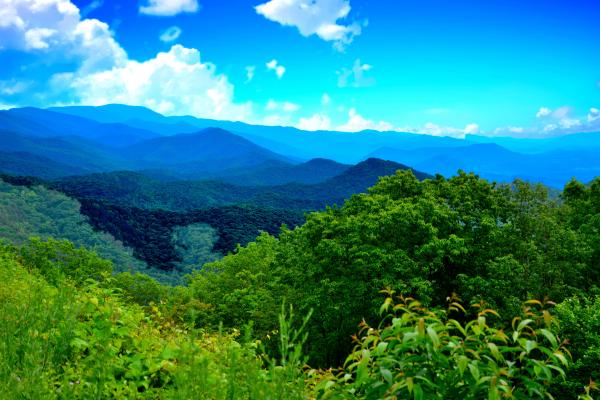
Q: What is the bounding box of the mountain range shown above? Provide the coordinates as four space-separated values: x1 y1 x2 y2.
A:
0 104 599 187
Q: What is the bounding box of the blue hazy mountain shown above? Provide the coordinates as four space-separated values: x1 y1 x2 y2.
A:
3 104 599 187
369 143 600 187
48 104 200 136
0 151 88 179
120 128 293 176
0 130 131 172
465 133 600 154
0 107 160 147
45 104 468 162
213 158 351 186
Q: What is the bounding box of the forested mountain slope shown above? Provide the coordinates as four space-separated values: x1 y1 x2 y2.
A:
51 159 430 211
0 179 143 273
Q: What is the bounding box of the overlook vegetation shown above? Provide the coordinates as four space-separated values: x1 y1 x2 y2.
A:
1 168 599 398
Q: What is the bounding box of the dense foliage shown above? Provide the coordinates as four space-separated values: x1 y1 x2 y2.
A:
0 240 310 399
1 168 599 398
0 179 144 273
79 199 304 272
1 238 589 399
0 176 305 283
188 170 600 397
318 294 570 399
50 159 428 212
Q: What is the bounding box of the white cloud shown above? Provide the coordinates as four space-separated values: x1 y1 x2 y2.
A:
534 105 587 133
397 122 480 139
321 93 331 106
0 79 31 95
266 59 285 79
73 19 127 73
0 0 126 73
464 123 480 134
336 108 393 132
245 65 255 83
337 59 374 87
298 113 331 131
265 99 300 112
508 126 524 133
0 102 16 110
139 0 199 16
558 117 581 129
159 26 181 43
0 0 255 122
261 114 295 127
24 27 56 49
536 107 551 118
255 0 363 51
65 45 252 121
587 107 599 123
552 106 572 119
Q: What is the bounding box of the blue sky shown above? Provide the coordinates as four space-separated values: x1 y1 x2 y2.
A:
0 0 599 137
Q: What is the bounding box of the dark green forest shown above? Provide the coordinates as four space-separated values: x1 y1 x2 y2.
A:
1 169 599 398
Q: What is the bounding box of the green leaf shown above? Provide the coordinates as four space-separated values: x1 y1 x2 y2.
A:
413 383 424 400
525 340 537 354
427 326 440 348
539 329 558 348
380 367 393 384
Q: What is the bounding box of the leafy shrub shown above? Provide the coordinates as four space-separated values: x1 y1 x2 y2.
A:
552 296 600 399
317 292 570 400
19 237 112 285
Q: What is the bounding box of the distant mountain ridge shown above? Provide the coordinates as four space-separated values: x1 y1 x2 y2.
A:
0 104 598 187
0 107 159 147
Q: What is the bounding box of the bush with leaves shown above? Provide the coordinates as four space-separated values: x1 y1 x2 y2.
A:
551 296 600 399
317 292 571 400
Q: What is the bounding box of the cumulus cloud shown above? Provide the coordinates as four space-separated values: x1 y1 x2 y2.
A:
255 0 363 51
321 93 331 106
159 26 181 43
587 107 599 123
265 99 300 112
266 59 285 78
536 107 551 118
0 0 126 72
139 0 199 16
337 59 374 87
556 118 581 130
336 108 392 132
245 66 255 83
0 79 31 96
464 123 480 134
535 106 584 133
0 0 254 122
298 113 331 131
65 45 252 120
